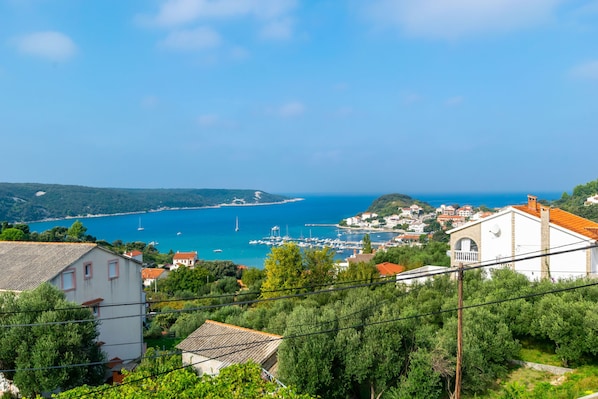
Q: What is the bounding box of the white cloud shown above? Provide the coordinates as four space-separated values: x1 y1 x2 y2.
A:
445 96 464 106
158 26 221 51
365 0 564 40
139 0 296 27
278 101 305 117
12 31 76 62
570 60 598 80
259 17 294 40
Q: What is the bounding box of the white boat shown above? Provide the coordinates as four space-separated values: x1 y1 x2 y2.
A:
176 232 182 236
235 216 239 232
137 217 144 231
213 249 223 253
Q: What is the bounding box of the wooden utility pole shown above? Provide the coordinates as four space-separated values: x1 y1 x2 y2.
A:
455 262 463 399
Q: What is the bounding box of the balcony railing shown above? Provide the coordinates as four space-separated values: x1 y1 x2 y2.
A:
454 250 478 263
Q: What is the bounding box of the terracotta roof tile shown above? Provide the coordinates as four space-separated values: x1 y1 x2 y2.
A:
513 205 598 239
141 268 166 280
376 262 405 276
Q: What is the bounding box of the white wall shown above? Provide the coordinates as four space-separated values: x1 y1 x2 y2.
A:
469 212 513 276
182 352 223 376
50 247 144 362
512 212 543 280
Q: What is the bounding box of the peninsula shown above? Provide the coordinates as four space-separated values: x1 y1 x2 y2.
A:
0 183 293 223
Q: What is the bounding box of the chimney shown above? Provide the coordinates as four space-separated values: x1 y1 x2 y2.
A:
540 205 551 279
527 195 538 211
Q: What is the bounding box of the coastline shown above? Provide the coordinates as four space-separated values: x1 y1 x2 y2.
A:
24 197 305 224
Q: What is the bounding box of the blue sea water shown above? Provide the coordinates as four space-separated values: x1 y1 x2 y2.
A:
27 192 561 268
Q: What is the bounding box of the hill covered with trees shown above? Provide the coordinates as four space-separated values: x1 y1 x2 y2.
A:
366 193 434 216
0 183 292 222
552 178 598 222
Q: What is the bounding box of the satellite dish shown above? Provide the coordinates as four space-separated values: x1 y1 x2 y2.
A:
489 224 501 236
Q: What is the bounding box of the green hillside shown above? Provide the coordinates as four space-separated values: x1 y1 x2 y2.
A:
552 178 598 222
0 183 291 222
366 193 434 216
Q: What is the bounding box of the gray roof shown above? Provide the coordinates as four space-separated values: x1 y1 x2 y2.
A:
176 320 282 369
0 242 97 291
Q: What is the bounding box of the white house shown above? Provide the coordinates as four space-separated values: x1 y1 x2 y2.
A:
586 194 598 205
172 251 198 269
396 265 451 286
0 242 145 363
447 195 598 281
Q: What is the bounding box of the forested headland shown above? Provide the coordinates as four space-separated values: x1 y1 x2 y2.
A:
0 183 291 222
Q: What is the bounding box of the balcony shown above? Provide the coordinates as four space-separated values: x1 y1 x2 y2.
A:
454 250 478 263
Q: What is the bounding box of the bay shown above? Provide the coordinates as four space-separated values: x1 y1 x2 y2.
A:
27 192 561 268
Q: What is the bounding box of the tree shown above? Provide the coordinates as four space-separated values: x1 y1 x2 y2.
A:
362 233 373 254
0 227 26 241
302 247 335 289
0 284 105 397
56 361 317 398
66 220 87 242
261 243 305 299
159 266 213 296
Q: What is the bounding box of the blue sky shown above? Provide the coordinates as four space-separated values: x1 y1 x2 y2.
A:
1 0 597 195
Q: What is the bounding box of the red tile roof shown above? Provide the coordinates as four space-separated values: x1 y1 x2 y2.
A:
376 262 405 276
173 251 197 260
514 203 598 239
141 268 166 280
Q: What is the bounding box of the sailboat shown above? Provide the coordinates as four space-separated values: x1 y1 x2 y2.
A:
235 216 239 232
137 217 144 231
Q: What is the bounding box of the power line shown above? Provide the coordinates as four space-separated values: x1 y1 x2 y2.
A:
2 242 596 329
4 275 598 376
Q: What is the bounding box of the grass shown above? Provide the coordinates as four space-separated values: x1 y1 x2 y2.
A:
144 335 182 351
516 337 563 367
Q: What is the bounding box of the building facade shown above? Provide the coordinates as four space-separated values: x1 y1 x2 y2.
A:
448 195 598 281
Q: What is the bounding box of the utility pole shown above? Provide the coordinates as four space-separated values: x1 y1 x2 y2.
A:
455 262 463 399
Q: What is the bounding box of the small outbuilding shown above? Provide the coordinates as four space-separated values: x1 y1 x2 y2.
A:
176 320 282 377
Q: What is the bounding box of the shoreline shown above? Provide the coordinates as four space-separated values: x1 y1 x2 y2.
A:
25 197 305 225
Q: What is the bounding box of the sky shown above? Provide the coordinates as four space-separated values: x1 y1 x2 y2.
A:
1 0 597 195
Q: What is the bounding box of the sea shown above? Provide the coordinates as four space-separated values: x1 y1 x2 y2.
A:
27 192 561 268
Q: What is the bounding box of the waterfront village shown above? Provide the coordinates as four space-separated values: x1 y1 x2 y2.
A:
2 189 598 397
247 201 486 254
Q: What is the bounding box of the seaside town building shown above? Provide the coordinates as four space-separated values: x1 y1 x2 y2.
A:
447 195 598 281
0 242 145 364
172 251 198 269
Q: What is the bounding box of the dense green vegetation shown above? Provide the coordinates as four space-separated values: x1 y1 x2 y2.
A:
55 359 316 398
366 193 435 217
0 284 105 397
0 183 291 222
553 178 598 222
139 240 598 399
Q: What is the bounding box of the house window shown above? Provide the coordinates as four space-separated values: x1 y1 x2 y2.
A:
91 304 100 317
62 269 76 291
82 298 103 317
108 260 119 280
84 262 93 279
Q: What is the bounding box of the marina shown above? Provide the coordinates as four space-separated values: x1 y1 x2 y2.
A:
249 225 396 253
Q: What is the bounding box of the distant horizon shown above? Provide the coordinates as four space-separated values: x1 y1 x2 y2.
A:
0 180 569 198
1 1 597 195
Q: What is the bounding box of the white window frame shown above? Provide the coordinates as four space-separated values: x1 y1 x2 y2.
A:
84 262 93 280
62 269 76 292
108 259 119 280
